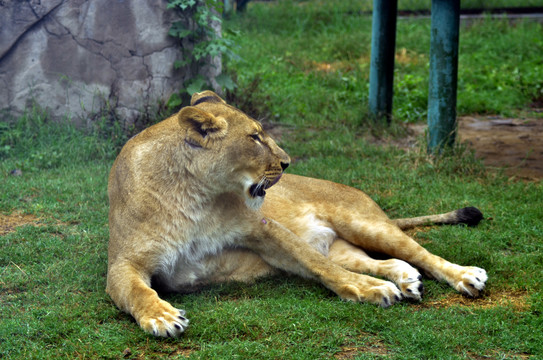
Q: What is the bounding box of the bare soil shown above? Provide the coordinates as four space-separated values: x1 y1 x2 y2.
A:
459 116 543 180
413 289 529 311
408 116 543 180
0 212 40 236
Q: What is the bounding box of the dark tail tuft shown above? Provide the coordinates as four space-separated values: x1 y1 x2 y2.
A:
456 207 484 226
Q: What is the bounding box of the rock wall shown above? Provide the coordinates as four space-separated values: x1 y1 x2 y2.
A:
0 0 220 126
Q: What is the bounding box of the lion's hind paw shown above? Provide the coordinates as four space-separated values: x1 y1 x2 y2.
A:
454 266 488 297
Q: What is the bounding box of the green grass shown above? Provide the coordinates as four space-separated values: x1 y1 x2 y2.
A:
1 1 543 359
225 0 543 123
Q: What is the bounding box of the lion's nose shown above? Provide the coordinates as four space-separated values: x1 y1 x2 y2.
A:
280 162 289 171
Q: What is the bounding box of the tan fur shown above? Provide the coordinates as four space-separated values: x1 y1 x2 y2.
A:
107 91 487 337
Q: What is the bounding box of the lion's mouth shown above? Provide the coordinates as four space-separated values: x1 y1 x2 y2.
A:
249 174 282 198
249 183 267 197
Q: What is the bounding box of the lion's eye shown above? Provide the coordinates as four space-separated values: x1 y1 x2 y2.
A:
250 134 261 142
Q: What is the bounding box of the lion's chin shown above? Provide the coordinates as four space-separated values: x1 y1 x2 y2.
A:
245 190 266 210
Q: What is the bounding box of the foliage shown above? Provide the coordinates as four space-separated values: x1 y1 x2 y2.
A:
0 105 125 169
166 0 238 109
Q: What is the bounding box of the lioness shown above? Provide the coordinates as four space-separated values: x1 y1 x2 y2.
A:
107 91 487 337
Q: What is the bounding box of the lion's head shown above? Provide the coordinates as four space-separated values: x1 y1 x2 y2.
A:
177 91 290 208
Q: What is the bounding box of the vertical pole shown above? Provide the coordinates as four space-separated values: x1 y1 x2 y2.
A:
223 0 233 15
427 0 460 153
368 0 398 123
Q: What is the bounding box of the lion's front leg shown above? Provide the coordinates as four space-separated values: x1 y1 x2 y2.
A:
244 218 403 307
106 260 189 337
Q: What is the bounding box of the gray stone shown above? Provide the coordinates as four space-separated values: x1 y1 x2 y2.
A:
0 0 221 126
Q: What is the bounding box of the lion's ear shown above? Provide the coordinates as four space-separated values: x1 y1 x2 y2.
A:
178 106 228 148
190 90 226 106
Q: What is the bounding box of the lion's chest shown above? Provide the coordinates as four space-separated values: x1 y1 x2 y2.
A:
153 213 246 287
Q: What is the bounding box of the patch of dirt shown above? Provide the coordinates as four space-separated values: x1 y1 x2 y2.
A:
459 116 543 180
334 334 390 359
0 212 40 236
304 47 424 74
405 116 543 180
335 345 389 359
466 349 534 360
414 289 529 311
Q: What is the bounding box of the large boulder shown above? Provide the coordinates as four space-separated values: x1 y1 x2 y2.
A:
0 0 220 126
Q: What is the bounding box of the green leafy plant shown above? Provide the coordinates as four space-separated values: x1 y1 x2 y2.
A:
167 0 238 109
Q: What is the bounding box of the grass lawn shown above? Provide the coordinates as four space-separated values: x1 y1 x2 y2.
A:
1 1 542 359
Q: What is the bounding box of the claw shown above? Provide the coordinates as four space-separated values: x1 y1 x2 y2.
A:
381 297 390 308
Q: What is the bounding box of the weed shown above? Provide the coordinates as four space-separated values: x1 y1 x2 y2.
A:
166 0 238 109
0 104 125 173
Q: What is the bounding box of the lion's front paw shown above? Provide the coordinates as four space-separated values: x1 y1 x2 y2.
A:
452 266 488 297
138 300 189 337
371 282 404 308
337 277 403 308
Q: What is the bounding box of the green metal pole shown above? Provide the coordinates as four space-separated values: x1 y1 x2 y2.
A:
368 0 398 123
427 0 460 153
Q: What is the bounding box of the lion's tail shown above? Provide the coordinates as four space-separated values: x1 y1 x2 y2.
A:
392 206 483 230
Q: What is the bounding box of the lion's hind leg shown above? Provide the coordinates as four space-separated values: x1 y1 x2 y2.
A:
331 216 488 297
328 239 424 300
